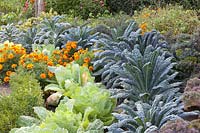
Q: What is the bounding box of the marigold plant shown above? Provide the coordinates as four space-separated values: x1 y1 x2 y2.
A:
18 51 53 87
18 41 94 87
52 41 94 70
0 41 26 83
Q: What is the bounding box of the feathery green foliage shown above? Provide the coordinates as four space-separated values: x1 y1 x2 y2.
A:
0 70 43 132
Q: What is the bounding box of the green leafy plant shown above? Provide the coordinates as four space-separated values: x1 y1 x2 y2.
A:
18 27 38 53
0 69 43 132
34 16 71 47
93 22 169 89
110 45 179 102
77 0 109 19
44 63 94 93
10 98 104 133
0 24 20 43
44 63 116 125
60 25 100 50
106 93 183 132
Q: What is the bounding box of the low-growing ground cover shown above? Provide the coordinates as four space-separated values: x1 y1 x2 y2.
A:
0 1 200 133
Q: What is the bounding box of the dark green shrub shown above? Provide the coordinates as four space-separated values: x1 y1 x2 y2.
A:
76 0 109 19
106 0 145 15
0 70 43 132
45 0 80 15
106 0 200 15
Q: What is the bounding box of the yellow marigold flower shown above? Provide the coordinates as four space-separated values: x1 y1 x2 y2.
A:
53 50 60 55
84 57 90 63
78 48 84 53
48 71 54 78
40 73 46 79
8 53 14 59
27 64 34 69
74 53 79 60
0 58 5 63
70 41 77 49
4 76 10 82
89 66 94 71
0 64 3 70
6 71 12 76
83 63 88 67
64 50 69 55
11 64 17 69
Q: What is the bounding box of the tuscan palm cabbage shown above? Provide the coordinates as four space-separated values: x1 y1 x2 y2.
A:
60 25 100 50
106 93 184 132
110 45 180 102
18 27 38 53
34 16 71 47
0 24 20 43
93 23 169 90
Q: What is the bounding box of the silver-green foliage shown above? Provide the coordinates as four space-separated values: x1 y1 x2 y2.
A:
60 25 100 50
106 93 183 133
110 45 180 102
93 22 169 90
34 16 71 47
0 24 20 43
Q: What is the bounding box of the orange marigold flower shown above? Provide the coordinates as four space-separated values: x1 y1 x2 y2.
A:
40 73 46 79
0 49 3 52
4 76 10 82
26 64 34 69
69 57 73 61
47 61 54 66
43 56 48 61
0 64 3 70
11 64 17 69
139 22 147 34
63 55 68 60
63 62 67 66
70 41 77 49
30 0 35 4
6 71 12 76
66 45 71 51
4 43 8 47
89 66 94 71
0 58 5 63
84 57 90 63
8 53 14 59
